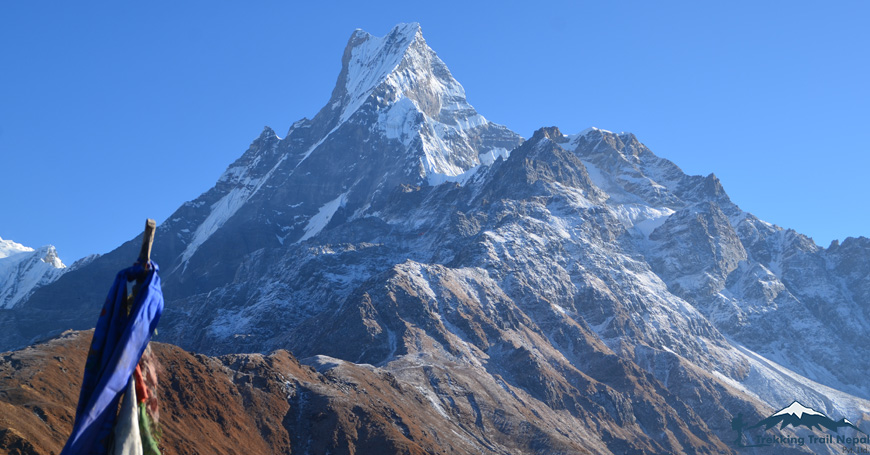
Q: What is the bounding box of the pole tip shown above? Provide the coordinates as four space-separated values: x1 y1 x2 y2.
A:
138 219 156 265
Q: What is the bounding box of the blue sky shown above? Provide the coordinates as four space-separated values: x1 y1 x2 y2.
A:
1 1 868 262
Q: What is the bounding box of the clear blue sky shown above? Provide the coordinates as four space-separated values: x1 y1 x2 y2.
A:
1 1 868 262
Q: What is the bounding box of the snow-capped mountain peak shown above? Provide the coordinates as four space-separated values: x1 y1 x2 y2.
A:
0 237 66 309
334 21 482 125
339 22 424 122
323 23 517 182
0 236 33 259
0 237 64 268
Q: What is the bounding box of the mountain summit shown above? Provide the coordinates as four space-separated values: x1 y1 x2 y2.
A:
5 24 870 454
312 22 519 183
0 236 66 309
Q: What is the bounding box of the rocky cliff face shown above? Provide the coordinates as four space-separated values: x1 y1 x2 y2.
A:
3 23 869 454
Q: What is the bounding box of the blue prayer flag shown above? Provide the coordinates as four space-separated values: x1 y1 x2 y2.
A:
61 262 163 455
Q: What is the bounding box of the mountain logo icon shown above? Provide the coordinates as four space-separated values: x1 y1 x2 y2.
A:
731 401 867 448
748 401 866 434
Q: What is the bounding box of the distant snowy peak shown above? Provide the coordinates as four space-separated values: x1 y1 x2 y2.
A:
37 245 64 269
0 236 35 259
0 237 64 268
0 237 66 309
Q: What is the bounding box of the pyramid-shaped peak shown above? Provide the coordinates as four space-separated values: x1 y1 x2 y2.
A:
38 245 65 269
273 23 520 186
327 23 468 124
341 23 428 98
